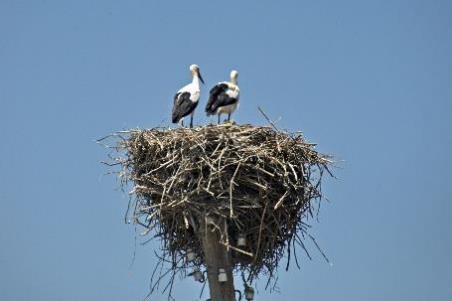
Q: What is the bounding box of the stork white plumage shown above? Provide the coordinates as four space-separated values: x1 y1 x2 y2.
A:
172 64 205 128
205 70 240 124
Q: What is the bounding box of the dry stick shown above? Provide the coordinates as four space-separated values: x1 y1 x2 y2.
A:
295 233 312 260
229 162 242 218
257 106 279 131
219 241 254 257
274 190 290 210
309 234 331 265
254 202 268 264
224 219 230 252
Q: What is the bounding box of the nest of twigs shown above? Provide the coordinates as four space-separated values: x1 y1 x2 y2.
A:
102 123 332 296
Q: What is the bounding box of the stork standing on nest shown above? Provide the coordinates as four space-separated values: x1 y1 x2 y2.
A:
172 64 205 128
205 70 240 124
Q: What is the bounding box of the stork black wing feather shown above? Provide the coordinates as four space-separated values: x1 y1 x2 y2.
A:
205 84 229 115
172 92 198 123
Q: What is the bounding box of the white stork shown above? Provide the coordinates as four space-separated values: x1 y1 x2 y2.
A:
205 70 240 124
172 64 205 128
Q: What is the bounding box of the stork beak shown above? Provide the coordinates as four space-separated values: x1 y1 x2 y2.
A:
198 71 205 84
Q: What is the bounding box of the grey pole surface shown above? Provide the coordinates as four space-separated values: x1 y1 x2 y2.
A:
200 220 236 301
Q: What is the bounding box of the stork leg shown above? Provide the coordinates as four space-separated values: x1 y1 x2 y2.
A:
217 114 221 124
227 113 231 122
181 119 184 127
190 114 194 128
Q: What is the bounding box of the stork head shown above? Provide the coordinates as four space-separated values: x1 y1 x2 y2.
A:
230 70 239 84
190 64 204 84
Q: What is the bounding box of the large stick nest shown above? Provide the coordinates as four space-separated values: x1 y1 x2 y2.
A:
103 123 332 296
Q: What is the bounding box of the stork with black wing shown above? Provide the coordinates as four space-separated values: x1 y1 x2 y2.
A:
205 70 240 124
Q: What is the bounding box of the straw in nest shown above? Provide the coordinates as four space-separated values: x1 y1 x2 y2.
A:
100 122 332 297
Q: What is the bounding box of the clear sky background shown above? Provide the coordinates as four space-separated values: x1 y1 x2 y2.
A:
1 1 451 300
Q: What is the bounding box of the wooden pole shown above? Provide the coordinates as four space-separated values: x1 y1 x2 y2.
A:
200 220 236 301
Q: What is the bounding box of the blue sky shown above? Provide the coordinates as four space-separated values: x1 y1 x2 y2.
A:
1 1 451 300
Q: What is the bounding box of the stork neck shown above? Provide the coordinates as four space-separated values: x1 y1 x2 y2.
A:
192 75 201 89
